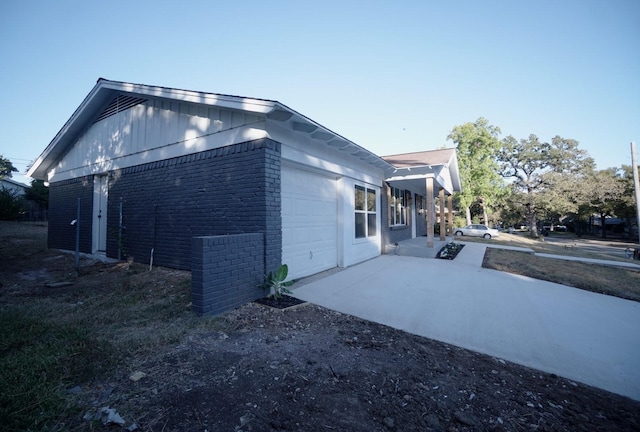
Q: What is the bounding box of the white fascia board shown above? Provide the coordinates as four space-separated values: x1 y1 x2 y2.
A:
387 165 456 195
28 79 283 180
281 144 383 187
266 102 394 173
386 172 435 182
108 81 277 115
268 121 384 186
435 169 454 195
27 81 109 179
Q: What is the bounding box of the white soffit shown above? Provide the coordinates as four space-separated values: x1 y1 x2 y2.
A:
267 103 393 172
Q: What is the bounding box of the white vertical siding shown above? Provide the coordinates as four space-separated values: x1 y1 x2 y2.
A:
52 98 266 179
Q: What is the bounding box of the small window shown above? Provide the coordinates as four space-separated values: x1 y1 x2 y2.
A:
390 187 407 226
355 185 377 238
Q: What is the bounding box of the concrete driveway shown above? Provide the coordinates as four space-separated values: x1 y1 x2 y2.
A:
292 242 640 401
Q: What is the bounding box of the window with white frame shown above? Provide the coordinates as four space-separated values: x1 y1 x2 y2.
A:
355 185 377 238
390 187 407 226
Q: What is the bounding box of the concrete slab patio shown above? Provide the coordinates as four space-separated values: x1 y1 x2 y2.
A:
292 242 640 401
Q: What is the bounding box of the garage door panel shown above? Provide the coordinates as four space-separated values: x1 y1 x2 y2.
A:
282 165 338 280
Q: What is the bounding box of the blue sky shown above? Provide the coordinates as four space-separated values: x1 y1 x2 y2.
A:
1 0 639 186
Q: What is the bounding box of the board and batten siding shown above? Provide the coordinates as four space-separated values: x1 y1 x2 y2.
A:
48 98 267 183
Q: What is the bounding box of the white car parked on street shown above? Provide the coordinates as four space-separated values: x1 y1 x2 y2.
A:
454 224 501 239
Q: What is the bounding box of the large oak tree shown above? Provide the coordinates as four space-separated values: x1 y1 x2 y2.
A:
498 135 593 237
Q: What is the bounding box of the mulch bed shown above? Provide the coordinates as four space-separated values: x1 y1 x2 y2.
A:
253 294 307 309
437 242 465 260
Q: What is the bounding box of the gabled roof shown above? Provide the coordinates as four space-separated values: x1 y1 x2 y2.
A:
28 78 394 180
382 148 462 195
1 177 28 189
383 148 457 168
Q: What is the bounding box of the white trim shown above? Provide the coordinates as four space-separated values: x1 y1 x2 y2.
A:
271 120 384 187
101 80 278 114
47 125 268 183
411 198 417 239
92 175 108 254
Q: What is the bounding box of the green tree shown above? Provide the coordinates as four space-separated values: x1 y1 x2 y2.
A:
0 189 25 220
498 135 593 237
24 179 49 209
447 118 503 226
0 155 18 179
579 168 626 239
535 170 585 229
613 165 638 238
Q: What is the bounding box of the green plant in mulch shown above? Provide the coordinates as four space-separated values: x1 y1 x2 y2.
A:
263 264 295 299
437 242 465 260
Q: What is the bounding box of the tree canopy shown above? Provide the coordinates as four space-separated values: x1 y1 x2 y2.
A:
447 118 503 225
24 179 49 209
0 155 18 179
497 135 593 237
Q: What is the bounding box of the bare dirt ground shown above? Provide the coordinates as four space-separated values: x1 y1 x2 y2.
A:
2 222 639 431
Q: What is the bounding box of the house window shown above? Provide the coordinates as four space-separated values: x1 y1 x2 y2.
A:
390 187 406 226
355 185 377 238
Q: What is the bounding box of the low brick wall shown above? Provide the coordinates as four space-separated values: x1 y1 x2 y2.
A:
191 233 267 316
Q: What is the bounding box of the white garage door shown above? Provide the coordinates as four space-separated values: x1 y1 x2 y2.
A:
281 165 338 280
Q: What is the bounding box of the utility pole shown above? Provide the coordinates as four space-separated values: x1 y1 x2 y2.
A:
631 142 640 245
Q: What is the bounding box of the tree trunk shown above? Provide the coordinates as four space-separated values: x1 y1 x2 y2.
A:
482 205 489 227
465 207 472 226
529 213 538 237
600 214 607 239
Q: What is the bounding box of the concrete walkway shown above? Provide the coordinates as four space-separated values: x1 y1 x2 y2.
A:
292 242 640 401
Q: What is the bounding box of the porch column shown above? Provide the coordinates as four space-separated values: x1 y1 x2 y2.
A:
447 194 454 235
426 176 434 248
439 187 446 241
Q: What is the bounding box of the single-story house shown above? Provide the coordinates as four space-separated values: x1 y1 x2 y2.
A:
1 178 28 195
28 79 461 314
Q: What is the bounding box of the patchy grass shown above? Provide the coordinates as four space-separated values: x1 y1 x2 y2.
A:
460 231 637 262
483 248 640 302
0 222 225 431
0 307 114 431
2 221 639 430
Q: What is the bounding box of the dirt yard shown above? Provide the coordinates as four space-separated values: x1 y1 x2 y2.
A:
1 222 639 431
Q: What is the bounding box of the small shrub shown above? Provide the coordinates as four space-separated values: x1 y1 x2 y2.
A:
437 242 465 260
0 189 25 220
264 264 295 299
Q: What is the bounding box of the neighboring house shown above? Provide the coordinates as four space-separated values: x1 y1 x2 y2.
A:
1 178 28 195
28 79 461 312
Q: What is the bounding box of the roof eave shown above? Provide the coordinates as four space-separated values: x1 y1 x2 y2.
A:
27 79 283 180
266 102 395 173
29 78 395 179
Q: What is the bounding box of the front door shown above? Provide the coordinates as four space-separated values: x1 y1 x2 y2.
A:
92 175 108 254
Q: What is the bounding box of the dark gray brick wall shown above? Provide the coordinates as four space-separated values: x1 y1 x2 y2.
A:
46 139 282 274
192 233 266 316
106 138 282 272
48 176 94 253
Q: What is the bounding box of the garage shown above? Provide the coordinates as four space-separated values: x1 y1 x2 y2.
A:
281 164 338 280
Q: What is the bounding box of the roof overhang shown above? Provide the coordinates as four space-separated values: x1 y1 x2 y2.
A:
28 78 394 180
265 104 394 173
383 149 462 196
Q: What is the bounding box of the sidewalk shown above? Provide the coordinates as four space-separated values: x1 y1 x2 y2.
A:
292 242 640 401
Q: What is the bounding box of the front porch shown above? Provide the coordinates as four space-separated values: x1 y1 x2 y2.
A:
382 149 462 253
384 236 454 258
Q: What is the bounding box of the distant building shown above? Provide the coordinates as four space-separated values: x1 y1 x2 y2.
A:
1 178 28 195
